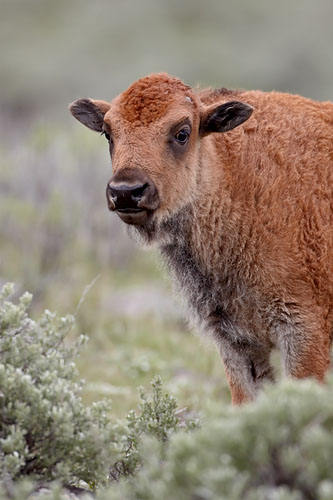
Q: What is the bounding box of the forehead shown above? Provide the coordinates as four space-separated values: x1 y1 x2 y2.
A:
108 74 197 127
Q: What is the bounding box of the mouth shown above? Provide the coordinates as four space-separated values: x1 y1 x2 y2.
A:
116 208 150 225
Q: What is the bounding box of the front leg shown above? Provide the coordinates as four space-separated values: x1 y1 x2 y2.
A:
273 309 331 382
216 337 275 404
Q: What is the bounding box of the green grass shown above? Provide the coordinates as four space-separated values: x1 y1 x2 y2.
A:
74 284 230 417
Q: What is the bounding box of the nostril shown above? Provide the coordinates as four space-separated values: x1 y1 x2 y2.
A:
108 185 119 200
106 184 117 210
131 183 148 201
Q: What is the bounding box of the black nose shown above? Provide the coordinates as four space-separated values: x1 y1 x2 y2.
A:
107 183 148 210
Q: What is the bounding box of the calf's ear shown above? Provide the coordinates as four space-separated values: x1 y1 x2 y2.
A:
69 98 110 132
200 101 253 136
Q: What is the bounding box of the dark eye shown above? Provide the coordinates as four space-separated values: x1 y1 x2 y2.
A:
102 131 111 142
175 128 190 144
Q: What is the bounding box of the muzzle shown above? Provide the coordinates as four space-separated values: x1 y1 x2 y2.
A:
106 167 160 225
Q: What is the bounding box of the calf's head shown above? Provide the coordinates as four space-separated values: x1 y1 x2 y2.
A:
70 73 253 226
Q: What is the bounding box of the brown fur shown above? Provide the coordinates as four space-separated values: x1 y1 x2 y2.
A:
70 73 333 404
118 73 195 126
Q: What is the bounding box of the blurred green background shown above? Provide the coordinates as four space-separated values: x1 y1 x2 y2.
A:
0 0 332 416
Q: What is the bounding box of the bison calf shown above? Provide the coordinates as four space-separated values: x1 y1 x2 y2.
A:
70 73 333 404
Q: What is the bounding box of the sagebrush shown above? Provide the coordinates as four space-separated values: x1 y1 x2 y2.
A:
0 283 119 488
0 284 196 495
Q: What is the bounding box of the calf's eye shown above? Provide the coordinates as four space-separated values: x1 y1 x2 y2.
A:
175 128 190 144
102 131 111 142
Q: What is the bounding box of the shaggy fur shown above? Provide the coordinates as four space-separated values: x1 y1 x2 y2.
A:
70 73 333 404
119 73 194 126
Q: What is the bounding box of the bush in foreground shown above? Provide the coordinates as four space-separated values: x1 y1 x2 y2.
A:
0 283 119 488
0 284 197 496
109 375 198 481
104 377 333 500
7 378 332 500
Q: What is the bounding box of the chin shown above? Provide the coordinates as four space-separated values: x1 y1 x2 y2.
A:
116 208 151 225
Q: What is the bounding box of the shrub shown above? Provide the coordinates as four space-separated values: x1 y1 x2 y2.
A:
0 284 198 497
110 375 199 480
0 283 119 488
105 376 333 500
